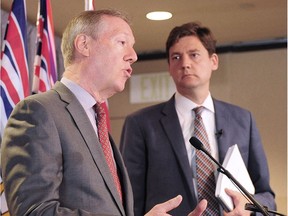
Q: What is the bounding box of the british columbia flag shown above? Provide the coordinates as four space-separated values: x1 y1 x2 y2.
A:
0 0 29 137
0 1 29 215
32 0 57 93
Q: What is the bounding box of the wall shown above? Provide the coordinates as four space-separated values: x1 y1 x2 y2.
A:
108 48 287 214
1 8 287 215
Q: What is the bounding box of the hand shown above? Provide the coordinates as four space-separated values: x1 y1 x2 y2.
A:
145 195 207 216
144 195 182 216
223 189 252 216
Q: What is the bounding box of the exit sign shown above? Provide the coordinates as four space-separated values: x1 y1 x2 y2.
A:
130 72 176 104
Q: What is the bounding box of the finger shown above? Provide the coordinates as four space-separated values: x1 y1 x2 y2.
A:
158 195 183 213
225 188 237 196
188 199 207 216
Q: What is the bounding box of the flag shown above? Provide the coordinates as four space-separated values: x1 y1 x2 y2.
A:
0 0 29 136
0 1 29 215
32 0 57 93
1 176 9 216
84 0 111 131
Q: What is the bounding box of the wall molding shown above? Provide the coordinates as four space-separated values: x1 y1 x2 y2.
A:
137 38 287 61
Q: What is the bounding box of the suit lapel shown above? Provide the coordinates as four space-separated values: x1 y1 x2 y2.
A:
214 99 232 164
110 136 133 214
159 97 238 205
160 96 198 201
53 82 125 214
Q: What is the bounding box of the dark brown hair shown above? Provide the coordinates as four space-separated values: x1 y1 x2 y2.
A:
166 22 217 60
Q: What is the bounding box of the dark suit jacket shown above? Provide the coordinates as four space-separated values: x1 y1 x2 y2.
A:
1 82 133 216
120 95 276 216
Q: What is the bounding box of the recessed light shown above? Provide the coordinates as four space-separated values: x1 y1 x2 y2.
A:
146 11 172 21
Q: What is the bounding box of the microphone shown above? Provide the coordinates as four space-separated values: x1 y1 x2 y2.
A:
190 136 224 170
215 129 223 138
189 136 270 216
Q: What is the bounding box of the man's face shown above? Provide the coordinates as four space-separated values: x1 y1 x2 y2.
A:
88 15 138 96
168 35 218 96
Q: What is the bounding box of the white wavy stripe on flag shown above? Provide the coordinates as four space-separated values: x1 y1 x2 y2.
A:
0 59 21 136
42 28 56 85
0 75 19 111
39 56 53 92
1 193 9 214
33 55 51 93
1 52 25 100
1 175 9 215
2 44 27 100
1 195 9 215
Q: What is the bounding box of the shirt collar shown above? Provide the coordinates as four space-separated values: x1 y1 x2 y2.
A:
175 91 215 114
61 77 96 109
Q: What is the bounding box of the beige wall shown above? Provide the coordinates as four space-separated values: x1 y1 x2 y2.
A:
1 7 286 215
109 48 287 214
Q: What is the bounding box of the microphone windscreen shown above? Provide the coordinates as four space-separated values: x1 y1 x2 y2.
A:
189 137 203 150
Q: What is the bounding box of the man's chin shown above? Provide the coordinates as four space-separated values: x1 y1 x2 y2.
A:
115 83 126 93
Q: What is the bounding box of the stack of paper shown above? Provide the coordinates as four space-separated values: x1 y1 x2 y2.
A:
215 144 255 211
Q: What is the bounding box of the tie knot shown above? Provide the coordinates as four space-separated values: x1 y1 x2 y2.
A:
193 106 204 115
94 103 105 116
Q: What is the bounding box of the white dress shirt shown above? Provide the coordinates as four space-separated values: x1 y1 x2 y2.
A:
174 91 219 169
61 77 98 135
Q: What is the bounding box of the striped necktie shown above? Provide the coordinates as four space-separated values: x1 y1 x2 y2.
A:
193 106 219 215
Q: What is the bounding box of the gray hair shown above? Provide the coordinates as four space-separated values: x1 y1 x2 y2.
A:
61 9 131 67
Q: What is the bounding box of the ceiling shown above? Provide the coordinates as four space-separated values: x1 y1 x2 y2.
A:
1 0 287 55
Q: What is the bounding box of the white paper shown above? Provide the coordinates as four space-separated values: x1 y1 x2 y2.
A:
215 144 255 211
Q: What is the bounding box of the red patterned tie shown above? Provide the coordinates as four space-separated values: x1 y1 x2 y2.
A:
193 106 219 215
95 103 122 201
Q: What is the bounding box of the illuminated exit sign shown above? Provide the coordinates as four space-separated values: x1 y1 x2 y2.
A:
130 72 176 104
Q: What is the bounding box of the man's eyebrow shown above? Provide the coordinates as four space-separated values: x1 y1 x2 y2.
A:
170 51 181 56
187 48 200 53
170 48 199 55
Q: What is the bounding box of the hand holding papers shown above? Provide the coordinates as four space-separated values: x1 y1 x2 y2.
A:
215 144 255 212
190 137 269 215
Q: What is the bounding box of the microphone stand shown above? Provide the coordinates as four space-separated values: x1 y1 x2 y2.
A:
189 137 285 216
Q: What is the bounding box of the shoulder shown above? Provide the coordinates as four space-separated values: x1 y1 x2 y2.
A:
12 86 69 119
16 90 59 110
130 102 166 116
213 98 255 125
127 95 175 120
213 98 251 114
17 82 75 108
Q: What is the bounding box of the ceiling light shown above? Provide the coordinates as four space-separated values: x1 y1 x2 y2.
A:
146 11 172 21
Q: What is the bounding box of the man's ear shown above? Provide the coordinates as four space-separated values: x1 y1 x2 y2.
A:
211 53 219 71
74 34 90 57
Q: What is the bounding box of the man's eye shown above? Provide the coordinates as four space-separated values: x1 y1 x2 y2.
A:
190 53 200 58
171 55 180 60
